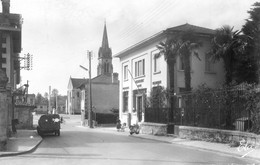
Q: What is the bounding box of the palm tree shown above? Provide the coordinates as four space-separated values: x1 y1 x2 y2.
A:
177 31 202 92
209 25 249 85
157 30 201 92
156 30 201 122
156 35 179 123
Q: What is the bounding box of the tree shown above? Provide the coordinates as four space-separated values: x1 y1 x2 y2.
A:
51 89 58 108
209 25 249 85
241 2 260 84
156 30 201 123
177 30 202 92
157 30 201 92
156 33 179 122
35 93 44 105
44 92 48 99
51 89 58 97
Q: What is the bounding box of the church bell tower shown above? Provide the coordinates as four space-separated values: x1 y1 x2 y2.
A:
97 23 113 76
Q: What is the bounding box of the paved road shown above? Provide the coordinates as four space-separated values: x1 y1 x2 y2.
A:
0 115 259 165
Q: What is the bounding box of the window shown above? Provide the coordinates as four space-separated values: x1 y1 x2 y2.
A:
1 57 6 64
154 54 160 73
179 56 184 70
2 37 6 43
123 65 128 80
123 91 128 113
205 53 213 72
1 68 6 73
104 62 109 73
135 59 145 77
2 48 6 54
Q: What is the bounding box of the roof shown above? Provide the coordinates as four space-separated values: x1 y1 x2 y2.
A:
114 23 215 58
165 23 215 35
71 78 88 88
78 74 119 89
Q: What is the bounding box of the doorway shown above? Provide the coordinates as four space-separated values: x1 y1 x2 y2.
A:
136 95 143 122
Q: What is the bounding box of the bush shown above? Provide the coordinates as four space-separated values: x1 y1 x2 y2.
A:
95 113 118 124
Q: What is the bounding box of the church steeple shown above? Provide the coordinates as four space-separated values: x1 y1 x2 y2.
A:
97 23 113 76
101 23 109 49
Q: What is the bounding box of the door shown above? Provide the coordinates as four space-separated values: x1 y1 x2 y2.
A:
136 95 143 122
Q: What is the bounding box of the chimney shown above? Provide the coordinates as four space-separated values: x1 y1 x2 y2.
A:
112 73 118 83
1 0 10 14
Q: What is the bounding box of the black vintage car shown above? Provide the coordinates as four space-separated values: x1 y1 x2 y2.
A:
37 114 61 136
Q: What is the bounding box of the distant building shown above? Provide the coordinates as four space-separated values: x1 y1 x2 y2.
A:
79 23 119 125
114 23 225 126
26 94 35 105
67 77 86 114
35 103 48 114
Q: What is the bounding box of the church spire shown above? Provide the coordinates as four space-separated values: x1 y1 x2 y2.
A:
101 22 109 49
97 23 113 76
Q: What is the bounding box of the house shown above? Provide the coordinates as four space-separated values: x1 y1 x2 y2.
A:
35 103 48 114
0 0 23 150
114 23 225 126
79 23 119 126
67 77 86 114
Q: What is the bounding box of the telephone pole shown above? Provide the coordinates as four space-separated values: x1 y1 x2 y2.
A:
88 51 93 128
79 51 93 128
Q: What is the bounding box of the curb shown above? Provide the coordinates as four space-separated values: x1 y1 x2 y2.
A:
129 134 260 162
0 137 43 157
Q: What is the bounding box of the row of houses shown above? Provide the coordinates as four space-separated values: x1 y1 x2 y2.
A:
67 23 226 127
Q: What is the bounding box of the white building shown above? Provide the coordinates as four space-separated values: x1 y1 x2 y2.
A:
114 24 225 126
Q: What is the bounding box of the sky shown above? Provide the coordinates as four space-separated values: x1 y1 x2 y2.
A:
8 0 257 95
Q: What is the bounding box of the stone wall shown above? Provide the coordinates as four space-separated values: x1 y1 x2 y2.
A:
15 105 35 129
0 92 8 151
175 125 260 145
140 122 167 136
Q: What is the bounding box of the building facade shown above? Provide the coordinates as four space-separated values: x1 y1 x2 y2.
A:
0 0 22 150
114 24 225 126
67 77 86 115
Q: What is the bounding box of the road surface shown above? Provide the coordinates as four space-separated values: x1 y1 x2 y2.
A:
0 115 259 165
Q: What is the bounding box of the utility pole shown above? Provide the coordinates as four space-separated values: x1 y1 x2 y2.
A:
79 50 93 128
88 51 93 128
48 86 51 114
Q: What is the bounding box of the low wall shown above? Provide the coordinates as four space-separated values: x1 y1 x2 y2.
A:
0 92 8 151
140 122 167 136
15 105 35 129
175 125 260 145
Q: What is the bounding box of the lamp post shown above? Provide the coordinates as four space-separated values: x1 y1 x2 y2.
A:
80 51 93 128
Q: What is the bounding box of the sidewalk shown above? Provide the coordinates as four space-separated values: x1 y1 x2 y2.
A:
0 130 42 157
95 127 260 161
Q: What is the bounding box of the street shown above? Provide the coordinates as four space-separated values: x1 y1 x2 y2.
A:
0 115 259 165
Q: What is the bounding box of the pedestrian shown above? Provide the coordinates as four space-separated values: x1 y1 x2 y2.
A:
116 118 121 131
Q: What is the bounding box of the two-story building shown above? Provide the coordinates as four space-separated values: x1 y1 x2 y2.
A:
114 23 225 126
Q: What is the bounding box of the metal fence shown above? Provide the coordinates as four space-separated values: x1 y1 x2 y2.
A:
145 87 253 132
145 108 169 124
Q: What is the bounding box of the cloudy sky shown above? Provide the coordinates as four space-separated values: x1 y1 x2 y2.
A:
9 0 256 95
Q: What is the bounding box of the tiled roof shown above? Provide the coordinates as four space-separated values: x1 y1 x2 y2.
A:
71 78 88 88
114 23 215 58
166 23 215 35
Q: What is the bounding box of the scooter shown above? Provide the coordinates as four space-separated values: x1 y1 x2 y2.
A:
129 124 140 135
